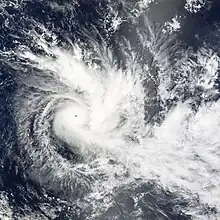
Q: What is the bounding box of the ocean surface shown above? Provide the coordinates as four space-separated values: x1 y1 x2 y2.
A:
0 0 220 219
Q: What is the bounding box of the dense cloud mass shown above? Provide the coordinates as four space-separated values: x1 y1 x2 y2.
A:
0 0 220 219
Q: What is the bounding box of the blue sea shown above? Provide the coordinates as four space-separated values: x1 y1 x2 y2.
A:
0 0 220 219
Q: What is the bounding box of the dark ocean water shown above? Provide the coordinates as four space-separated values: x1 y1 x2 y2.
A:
0 0 220 219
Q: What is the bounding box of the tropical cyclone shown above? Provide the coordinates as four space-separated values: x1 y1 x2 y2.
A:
0 0 219 219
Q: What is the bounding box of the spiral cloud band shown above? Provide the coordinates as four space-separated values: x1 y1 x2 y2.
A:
13 31 146 202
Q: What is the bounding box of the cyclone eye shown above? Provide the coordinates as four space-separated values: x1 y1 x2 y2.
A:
75 114 78 117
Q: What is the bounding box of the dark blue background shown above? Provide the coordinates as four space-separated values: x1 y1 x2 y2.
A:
0 0 219 219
